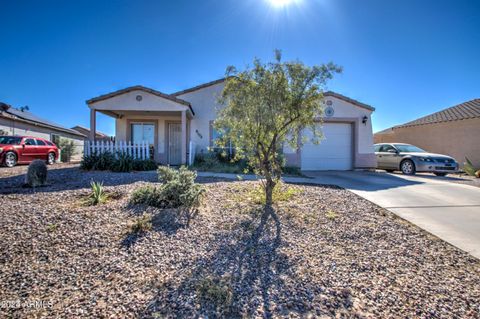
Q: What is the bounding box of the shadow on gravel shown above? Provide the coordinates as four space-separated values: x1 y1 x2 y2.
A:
122 207 198 249
0 166 240 195
143 207 353 318
0 166 159 194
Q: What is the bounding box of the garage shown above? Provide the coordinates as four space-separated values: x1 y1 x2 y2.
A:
301 123 353 170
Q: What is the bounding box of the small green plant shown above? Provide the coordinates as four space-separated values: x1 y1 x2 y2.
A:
130 214 153 234
25 159 48 187
464 157 480 177
86 180 108 206
249 182 300 204
46 223 58 232
325 210 338 220
196 277 232 311
58 138 76 162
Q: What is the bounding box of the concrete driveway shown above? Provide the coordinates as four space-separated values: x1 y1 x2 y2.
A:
302 171 480 259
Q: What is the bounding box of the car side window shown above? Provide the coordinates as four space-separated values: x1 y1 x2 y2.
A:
24 138 36 145
36 139 46 146
381 145 396 152
374 145 381 152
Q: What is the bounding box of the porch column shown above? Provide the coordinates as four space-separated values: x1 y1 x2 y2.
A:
89 109 96 141
181 110 187 165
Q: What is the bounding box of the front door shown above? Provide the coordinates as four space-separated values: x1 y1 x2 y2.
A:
168 123 182 165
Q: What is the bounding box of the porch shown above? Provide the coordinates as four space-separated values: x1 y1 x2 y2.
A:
86 86 195 165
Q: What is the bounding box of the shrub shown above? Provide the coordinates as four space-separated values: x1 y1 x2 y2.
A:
80 152 115 171
157 166 205 209
282 166 302 176
133 159 158 171
58 138 76 162
464 157 479 177
81 152 158 172
130 185 164 207
25 159 48 187
193 150 250 174
112 153 134 172
129 214 153 234
86 180 108 206
130 167 205 226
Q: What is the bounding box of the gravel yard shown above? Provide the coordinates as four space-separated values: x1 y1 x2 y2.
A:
1 164 479 318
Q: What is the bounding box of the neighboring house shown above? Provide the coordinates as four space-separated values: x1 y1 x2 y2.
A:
71 125 112 142
0 102 86 161
86 78 376 170
374 98 480 167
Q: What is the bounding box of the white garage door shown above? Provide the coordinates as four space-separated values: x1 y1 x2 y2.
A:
301 123 353 170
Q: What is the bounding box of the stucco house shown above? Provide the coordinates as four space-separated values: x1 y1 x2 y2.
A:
87 78 376 170
374 99 480 168
71 125 112 142
0 102 86 161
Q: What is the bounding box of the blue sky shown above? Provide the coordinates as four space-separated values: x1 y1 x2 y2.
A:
1 0 479 134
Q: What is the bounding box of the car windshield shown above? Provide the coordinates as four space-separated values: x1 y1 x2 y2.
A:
0 136 22 145
394 144 426 153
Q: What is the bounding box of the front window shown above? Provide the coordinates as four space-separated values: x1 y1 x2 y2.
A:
394 144 426 153
36 139 46 146
0 136 22 145
131 123 155 145
51 134 61 146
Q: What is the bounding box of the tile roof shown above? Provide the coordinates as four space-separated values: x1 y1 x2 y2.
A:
172 78 227 96
171 78 375 112
323 91 375 111
0 103 85 137
396 99 480 128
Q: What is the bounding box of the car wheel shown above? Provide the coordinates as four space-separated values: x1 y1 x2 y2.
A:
434 172 447 177
400 159 416 175
4 151 17 167
385 169 395 173
47 152 56 165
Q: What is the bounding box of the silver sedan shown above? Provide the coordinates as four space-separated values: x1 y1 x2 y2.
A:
374 143 459 176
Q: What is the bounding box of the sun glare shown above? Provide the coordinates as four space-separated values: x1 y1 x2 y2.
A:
269 0 294 7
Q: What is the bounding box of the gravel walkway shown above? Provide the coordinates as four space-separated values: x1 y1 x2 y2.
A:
0 164 479 318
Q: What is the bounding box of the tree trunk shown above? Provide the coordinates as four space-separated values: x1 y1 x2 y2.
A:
264 177 276 208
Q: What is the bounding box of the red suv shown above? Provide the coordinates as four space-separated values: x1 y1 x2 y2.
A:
0 136 59 167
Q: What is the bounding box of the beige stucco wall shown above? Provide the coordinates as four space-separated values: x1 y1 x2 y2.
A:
282 95 376 168
374 118 480 168
176 82 225 153
0 117 85 162
115 114 183 163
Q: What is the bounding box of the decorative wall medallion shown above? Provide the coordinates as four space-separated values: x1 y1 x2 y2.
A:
136 95 143 101
325 106 335 117
326 100 333 106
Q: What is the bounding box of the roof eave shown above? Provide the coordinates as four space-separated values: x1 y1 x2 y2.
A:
0 111 86 138
323 91 375 111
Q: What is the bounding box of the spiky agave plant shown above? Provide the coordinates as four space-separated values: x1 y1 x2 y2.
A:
87 180 108 205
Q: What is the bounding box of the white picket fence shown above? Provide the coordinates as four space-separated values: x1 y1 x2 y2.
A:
84 140 151 160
